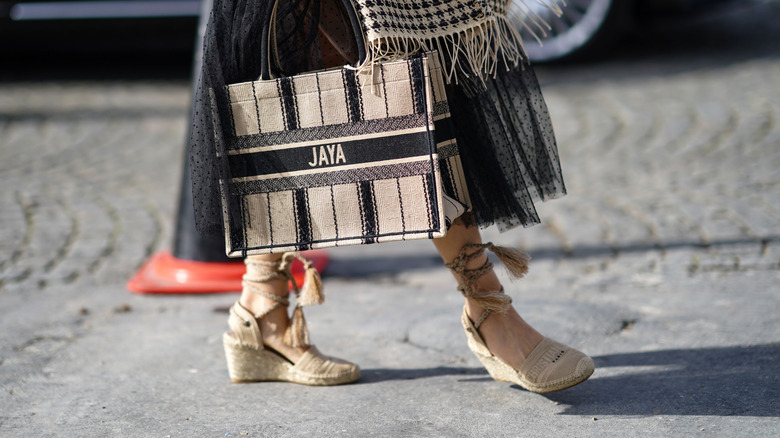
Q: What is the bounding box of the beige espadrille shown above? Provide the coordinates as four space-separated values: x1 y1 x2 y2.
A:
224 302 359 385
447 243 594 393
223 253 359 386
461 308 594 393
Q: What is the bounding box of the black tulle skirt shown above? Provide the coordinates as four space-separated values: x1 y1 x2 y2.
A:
189 0 565 237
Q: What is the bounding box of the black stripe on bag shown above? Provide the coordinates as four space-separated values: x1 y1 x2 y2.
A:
433 116 456 145
279 77 299 130
251 81 263 133
395 177 407 234
329 185 339 239
229 195 248 255
224 86 238 136
228 114 427 150
315 73 326 126
423 172 438 238
439 157 457 202
343 69 363 123
231 160 436 195
227 130 434 179
380 64 390 118
429 64 440 103
409 58 426 115
294 188 312 250
265 192 274 246
225 180 246 252
358 180 377 244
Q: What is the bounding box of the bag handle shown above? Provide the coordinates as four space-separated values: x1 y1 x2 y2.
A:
260 0 367 80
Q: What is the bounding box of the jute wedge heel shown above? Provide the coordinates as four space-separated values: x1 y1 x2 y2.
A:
223 253 359 386
447 243 594 393
224 302 360 385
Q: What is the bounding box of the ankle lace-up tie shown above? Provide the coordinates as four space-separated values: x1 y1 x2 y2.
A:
243 252 324 348
445 243 529 328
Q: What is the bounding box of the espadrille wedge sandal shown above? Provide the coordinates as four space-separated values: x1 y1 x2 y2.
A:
447 243 594 393
223 253 359 385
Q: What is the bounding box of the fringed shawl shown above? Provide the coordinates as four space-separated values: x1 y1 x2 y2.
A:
354 0 564 93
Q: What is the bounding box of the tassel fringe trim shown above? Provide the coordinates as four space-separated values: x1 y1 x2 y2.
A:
244 252 325 348
355 1 565 95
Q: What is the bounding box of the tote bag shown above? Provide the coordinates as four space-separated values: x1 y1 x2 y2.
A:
221 1 469 256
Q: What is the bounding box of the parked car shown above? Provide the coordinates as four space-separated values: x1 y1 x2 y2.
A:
1 0 200 20
0 0 201 56
512 0 751 62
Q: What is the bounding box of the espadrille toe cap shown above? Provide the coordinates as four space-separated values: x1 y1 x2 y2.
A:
461 307 594 393
291 346 360 385
517 339 594 393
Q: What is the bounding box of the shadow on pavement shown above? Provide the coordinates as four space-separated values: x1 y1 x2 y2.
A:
358 366 489 384
532 235 780 261
325 236 779 278
326 255 443 278
547 343 780 417
359 344 779 417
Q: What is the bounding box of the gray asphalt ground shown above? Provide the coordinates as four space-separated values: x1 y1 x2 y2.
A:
1 2 779 436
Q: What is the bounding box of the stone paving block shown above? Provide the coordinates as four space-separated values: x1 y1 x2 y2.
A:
547 200 610 258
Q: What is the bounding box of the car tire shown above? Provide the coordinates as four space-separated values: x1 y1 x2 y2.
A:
510 0 635 63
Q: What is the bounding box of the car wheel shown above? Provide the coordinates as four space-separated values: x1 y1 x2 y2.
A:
509 0 634 62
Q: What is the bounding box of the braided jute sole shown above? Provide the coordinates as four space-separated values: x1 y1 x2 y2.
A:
223 333 360 386
462 309 594 393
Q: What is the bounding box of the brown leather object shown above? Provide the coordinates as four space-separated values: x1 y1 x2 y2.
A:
318 0 359 67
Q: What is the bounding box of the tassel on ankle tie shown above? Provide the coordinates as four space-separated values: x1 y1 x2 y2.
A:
281 252 325 347
296 257 324 307
245 252 325 348
486 243 530 279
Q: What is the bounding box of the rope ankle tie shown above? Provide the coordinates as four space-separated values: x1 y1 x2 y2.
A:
243 252 324 347
445 243 530 328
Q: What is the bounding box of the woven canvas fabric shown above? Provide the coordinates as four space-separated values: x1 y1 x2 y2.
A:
223 53 466 256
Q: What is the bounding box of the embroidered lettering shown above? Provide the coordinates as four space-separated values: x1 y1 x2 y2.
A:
307 144 347 167
327 144 336 163
335 144 346 164
308 147 317 167
319 147 328 166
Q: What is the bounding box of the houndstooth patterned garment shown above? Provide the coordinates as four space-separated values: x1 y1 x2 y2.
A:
353 0 563 91
355 0 487 40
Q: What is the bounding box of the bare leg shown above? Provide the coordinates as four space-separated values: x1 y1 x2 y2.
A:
239 254 308 362
433 220 545 370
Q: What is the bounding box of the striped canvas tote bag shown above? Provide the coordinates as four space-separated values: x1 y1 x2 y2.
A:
221 52 469 256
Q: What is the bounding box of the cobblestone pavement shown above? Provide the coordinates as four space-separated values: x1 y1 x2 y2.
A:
1 2 779 436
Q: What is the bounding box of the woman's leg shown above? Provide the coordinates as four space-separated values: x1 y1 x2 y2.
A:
433 220 544 371
239 254 308 362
